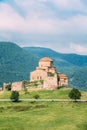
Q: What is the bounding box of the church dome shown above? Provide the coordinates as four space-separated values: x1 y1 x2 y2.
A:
39 57 53 62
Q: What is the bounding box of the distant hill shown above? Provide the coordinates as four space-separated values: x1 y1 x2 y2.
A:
0 42 38 86
24 47 87 67
23 47 87 91
70 67 87 91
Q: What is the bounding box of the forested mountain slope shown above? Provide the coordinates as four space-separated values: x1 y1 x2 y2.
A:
0 42 38 86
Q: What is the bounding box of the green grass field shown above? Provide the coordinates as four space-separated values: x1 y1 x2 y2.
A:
0 88 87 130
0 88 87 99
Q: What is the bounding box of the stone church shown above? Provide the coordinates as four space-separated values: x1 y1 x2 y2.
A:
30 57 68 90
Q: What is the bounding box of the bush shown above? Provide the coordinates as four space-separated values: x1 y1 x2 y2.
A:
33 94 40 99
10 91 19 102
5 83 11 91
39 80 44 84
69 88 81 101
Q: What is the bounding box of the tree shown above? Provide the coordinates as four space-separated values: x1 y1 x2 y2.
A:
33 94 40 99
10 91 19 102
23 80 28 94
69 88 81 101
5 83 11 91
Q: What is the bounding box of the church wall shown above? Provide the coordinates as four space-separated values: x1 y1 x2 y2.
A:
59 78 68 87
43 74 58 90
30 69 48 82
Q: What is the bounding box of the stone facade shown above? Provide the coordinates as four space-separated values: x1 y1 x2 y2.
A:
30 57 68 90
11 81 24 91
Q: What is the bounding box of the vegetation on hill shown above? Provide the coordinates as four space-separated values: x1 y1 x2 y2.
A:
0 88 87 100
70 67 87 90
0 42 38 87
24 47 87 67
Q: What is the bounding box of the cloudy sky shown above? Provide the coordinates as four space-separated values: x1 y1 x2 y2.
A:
0 0 87 55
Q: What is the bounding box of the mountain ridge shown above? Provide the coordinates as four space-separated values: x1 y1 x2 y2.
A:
23 46 87 67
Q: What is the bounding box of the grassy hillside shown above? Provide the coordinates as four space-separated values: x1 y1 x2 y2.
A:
0 88 87 99
0 42 38 86
0 101 87 130
0 89 87 130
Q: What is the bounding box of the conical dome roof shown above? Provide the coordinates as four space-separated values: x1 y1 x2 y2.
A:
39 57 53 62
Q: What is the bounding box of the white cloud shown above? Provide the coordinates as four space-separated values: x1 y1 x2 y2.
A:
62 15 87 34
0 0 87 35
70 43 87 54
0 3 24 31
0 1 58 34
51 0 86 12
0 0 87 55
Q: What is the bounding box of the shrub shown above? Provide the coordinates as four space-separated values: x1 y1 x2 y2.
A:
49 73 55 77
39 80 44 84
5 83 11 91
10 91 19 102
69 88 81 101
33 94 40 99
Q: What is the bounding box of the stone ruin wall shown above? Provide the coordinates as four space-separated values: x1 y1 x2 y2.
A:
11 81 24 91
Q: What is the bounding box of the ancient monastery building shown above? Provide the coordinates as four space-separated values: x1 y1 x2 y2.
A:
30 57 68 90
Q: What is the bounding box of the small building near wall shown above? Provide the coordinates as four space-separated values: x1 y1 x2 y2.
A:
30 57 68 90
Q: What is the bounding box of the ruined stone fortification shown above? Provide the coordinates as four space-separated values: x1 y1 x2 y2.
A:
11 82 24 91
30 57 68 90
3 81 24 91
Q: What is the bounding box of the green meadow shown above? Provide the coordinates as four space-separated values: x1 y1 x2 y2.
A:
0 88 87 130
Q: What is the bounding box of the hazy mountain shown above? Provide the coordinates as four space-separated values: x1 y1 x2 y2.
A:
0 42 38 86
24 47 87 67
70 67 87 91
